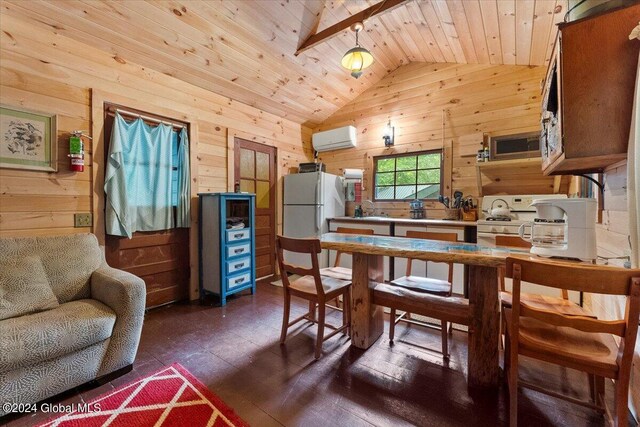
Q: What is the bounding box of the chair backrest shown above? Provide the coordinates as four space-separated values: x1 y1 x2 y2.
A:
494 236 565 296
333 227 375 267
275 235 325 295
405 231 458 283
505 257 640 368
495 235 532 249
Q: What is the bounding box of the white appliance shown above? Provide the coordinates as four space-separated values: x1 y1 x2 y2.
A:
477 194 567 238
519 198 597 261
283 172 345 267
312 126 357 152
476 194 581 304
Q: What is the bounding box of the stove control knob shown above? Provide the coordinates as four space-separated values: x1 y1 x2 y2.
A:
502 227 510 234
490 226 497 233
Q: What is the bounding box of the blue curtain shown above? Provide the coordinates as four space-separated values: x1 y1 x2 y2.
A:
176 128 190 228
105 112 189 238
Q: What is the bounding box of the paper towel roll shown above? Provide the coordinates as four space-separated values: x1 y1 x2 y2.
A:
343 168 364 180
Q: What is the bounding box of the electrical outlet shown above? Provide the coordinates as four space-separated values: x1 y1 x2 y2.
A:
74 213 92 228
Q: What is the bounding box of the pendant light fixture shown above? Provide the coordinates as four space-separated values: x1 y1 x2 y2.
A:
341 22 374 79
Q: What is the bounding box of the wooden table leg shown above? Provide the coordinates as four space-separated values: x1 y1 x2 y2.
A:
468 265 499 388
350 252 384 349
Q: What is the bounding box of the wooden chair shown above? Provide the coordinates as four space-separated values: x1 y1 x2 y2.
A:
496 235 594 318
388 231 458 359
321 227 374 307
321 227 375 280
503 256 640 426
275 235 351 359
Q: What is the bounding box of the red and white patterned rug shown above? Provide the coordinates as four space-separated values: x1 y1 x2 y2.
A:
38 363 249 427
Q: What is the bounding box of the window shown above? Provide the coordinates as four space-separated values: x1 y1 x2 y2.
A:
103 104 191 237
373 150 442 201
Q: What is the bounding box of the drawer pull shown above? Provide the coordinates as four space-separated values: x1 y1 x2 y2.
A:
234 248 243 254
233 234 242 239
234 263 244 269
234 277 244 284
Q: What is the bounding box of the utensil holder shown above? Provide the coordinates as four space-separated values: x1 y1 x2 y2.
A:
462 209 477 221
444 208 460 220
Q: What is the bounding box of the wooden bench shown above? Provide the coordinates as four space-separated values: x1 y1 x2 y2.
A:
373 282 471 326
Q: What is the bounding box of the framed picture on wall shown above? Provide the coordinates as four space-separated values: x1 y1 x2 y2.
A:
0 105 58 172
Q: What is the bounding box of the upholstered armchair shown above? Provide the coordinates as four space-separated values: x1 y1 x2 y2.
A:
0 234 145 416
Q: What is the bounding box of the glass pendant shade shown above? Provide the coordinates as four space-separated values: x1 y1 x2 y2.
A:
342 23 373 79
341 47 374 79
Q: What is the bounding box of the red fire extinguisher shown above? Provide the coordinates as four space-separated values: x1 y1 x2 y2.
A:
68 130 90 172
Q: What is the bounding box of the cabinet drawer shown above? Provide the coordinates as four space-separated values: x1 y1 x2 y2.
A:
227 228 250 242
227 243 250 258
227 257 251 274
227 272 251 290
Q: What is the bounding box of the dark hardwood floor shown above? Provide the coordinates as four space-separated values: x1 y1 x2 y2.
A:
3 280 631 427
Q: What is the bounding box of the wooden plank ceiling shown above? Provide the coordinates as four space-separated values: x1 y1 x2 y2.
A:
2 0 566 126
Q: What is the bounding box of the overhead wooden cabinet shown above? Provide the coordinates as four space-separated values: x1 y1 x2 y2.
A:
540 4 640 175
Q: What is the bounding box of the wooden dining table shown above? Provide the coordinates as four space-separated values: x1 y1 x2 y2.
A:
320 232 530 389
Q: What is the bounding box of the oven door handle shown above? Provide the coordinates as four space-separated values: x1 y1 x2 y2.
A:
477 231 519 238
478 231 494 237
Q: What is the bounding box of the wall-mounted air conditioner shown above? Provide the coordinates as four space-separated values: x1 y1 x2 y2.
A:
312 126 357 152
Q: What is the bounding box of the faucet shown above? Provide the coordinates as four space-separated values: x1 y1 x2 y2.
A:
362 199 376 217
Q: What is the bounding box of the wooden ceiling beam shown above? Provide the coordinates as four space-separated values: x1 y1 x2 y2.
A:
294 0 408 56
305 0 326 41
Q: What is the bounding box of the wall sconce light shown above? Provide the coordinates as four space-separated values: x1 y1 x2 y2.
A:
383 120 394 147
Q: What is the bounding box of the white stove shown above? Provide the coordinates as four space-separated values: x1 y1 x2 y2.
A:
477 195 567 237
476 194 579 305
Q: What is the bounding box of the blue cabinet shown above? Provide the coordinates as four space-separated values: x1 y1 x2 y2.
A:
198 193 256 305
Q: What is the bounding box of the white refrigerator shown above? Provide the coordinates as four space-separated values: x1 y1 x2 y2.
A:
283 172 345 267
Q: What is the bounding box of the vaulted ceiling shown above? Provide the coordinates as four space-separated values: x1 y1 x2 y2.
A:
2 0 567 126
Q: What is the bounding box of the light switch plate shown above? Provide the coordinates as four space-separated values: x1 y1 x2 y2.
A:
74 213 92 228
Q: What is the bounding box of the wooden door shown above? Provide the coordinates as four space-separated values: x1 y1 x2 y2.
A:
234 138 276 279
103 105 190 309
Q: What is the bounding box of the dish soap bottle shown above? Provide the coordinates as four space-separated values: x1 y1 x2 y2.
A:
354 205 363 218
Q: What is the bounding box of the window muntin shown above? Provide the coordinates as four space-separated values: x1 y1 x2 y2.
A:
373 151 442 201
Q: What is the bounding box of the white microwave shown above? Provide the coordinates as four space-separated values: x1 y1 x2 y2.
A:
489 132 540 161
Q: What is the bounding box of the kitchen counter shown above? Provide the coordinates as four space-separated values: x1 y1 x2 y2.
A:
329 216 476 227
328 216 478 295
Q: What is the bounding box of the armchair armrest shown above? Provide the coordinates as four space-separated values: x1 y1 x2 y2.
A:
91 263 146 375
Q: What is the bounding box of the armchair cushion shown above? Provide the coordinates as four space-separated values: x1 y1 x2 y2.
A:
0 299 116 373
0 255 59 321
0 234 103 303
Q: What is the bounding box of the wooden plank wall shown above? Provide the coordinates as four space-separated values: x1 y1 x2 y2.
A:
314 62 557 218
575 162 639 413
0 12 311 295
